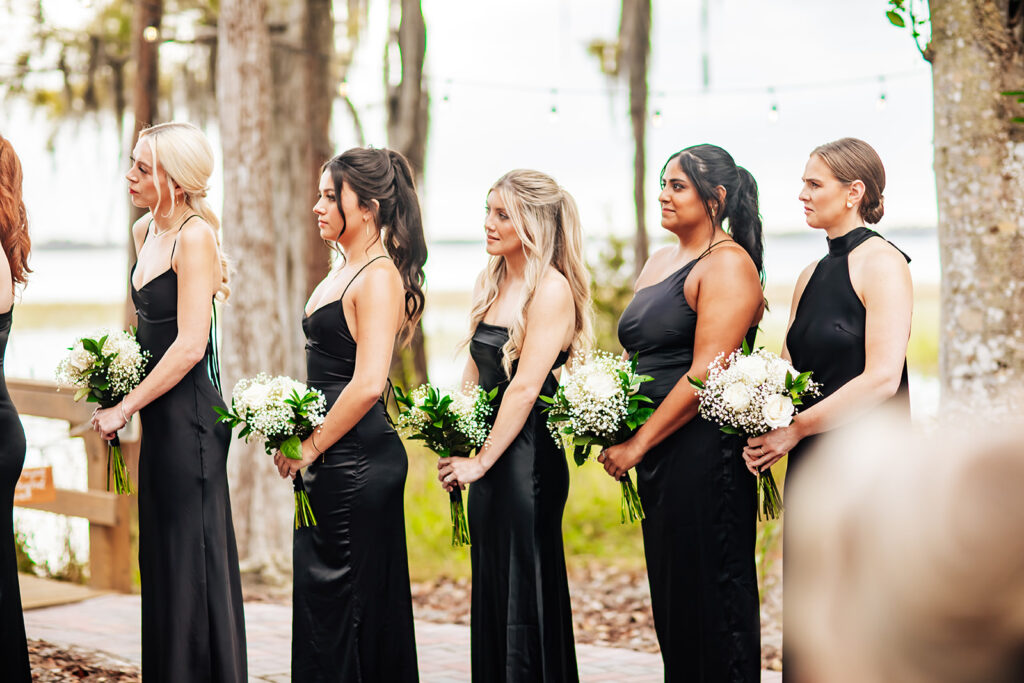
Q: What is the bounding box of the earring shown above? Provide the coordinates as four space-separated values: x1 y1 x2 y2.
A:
846 201 853 209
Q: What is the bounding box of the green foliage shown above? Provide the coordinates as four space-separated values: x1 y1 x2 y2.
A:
885 0 931 58
393 384 498 458
1002 91 1024 124
590 235 636 354
213 388 324 458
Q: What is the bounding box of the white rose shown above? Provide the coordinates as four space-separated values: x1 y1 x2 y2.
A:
763 394 795 429
734 355 767 385
586 372 620 401
69 343 94 372
722 382 752 411
769 359 796 385
241 382 272 410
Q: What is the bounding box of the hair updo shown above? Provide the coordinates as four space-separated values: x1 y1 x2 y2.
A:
812 138 886 224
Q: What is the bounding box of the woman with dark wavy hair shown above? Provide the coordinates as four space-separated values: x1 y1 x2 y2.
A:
0 134 32 682
273 147 426 682
600 144 765 681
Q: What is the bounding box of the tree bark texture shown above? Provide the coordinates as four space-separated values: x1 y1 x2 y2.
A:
931 0 1024 413
620 0 651 281
218 0 295 578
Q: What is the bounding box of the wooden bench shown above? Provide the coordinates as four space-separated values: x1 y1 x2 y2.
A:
9 378 135 593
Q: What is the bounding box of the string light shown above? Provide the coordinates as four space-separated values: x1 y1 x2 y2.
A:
548 88 559 123
337 80 349 98
651 109 663 127
767 87 779 123
142 26 159 43
876 75 888 111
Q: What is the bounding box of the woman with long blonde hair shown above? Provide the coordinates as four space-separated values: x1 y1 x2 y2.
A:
0 133 33 682
437 169 592 681
91 122 246 681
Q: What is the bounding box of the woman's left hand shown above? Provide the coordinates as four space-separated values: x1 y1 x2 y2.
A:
437 456 486 491
272 439 320 479
743 425 800 475
598 439 645 480
91 405 127 441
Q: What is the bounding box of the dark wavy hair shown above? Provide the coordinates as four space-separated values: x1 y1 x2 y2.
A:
321 147 427 344
661 144 764 282
0 134 31 287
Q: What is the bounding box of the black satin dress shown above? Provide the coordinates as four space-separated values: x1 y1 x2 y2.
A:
0 307 31 682
785 226 911 476
467 322 577 682
131 228 247 682
617 254 761 683
293 257 418 682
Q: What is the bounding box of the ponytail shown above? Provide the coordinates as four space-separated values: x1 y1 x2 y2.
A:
725 166 764 282
553 189 594 364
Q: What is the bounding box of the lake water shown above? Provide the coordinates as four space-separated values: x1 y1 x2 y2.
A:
8 232 941 574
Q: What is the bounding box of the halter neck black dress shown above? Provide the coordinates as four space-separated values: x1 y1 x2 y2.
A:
0 307 31 682
468 322 578 682
131 223 247 682
618 251 761 683
293 256 418 682
785 226 911 475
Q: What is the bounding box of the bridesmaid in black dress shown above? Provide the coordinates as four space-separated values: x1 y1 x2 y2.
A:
92 122 246 681
272 148 425 682
436 169 592 682
600 145 765 682
0 133 32 682
742 138 911 683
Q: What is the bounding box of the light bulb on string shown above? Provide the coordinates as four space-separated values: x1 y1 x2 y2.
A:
549 88 559 123
143 25 160 42
767 87 779 124
337 80 349 98
652 109 664 127
441 78 452 110
876 76 888 111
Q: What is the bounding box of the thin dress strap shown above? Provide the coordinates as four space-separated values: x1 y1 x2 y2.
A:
340 255 391 302
694 239 733 263
168 214 202 267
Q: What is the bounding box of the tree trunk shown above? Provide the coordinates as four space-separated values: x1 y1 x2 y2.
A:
930 0 1024 414
386 0 430 387
218 0 295 580
126 0 162 327
621 0 651 280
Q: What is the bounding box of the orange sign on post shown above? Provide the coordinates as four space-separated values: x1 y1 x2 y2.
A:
14 467 56 505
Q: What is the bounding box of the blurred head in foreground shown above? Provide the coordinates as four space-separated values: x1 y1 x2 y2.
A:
787 414 1024 683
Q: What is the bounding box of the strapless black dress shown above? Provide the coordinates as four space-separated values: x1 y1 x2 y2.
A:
467 322 578 682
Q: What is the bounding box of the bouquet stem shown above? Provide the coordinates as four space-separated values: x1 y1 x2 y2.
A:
293 472 317 529
106 435 135 495
448 488 471 547
619 471 645 524
756 469 783 522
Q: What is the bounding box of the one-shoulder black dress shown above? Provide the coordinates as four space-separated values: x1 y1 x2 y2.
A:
0 306 31 682
467 322 578 682
293 256 418 682
131 227 247 682
785 226 911 476
617 254 761 683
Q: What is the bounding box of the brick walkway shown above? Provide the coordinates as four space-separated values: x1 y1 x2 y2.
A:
24 594 782 682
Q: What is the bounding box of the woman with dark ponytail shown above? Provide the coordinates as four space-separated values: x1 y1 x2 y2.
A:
273 147 426 681
598 144 764 681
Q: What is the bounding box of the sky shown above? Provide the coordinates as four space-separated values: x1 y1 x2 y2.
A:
1 0 936 243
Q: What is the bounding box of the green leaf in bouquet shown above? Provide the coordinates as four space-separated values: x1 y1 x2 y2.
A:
687 375 705 389
281 435 303 460
720 425 742 435
81 337 101 355
741 338 752 355
73 387 91 402
632 394 654 404
487 386 498 401
548 414 569 422
537 395 555 404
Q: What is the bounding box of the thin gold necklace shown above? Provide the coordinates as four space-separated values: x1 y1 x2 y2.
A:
152 209 192 237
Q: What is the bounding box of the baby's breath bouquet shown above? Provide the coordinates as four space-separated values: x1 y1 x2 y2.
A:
688 340 820 521
56 329 150 495
214 374 327 528
394 382 497 546
541 351 654 524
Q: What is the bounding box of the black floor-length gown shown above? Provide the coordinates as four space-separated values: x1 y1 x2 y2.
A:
293 256 418 682
617 251 761 683
781 226 910 682
467 322 578 683
0 306 31 682
131 229 247 682
785 226 911 476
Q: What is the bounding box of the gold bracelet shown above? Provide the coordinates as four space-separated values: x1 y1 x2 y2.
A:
311 429 324 456
120 402 131 425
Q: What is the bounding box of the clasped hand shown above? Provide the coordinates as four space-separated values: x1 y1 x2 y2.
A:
91 405 127 441
436 456 485 492
742 425 798 475
272 439 320 479
597 438 644 480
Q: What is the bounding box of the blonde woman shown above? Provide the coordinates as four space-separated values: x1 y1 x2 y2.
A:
437 169 592 682
92 122 246 682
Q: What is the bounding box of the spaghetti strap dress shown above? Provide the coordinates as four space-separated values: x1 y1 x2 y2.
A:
467 322 578 683
293 256 418 682
617 247 761 683
131 219 247 682
0 306 31 681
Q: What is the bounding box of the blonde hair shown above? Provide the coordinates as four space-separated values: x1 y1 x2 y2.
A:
138 122 231 301
467 169 594 376
812 137 886 224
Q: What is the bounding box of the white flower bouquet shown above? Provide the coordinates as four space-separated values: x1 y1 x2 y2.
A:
394 382 497 546
688 340 820 521
56 329 150 495
214 374 327 528
541 351 654 524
